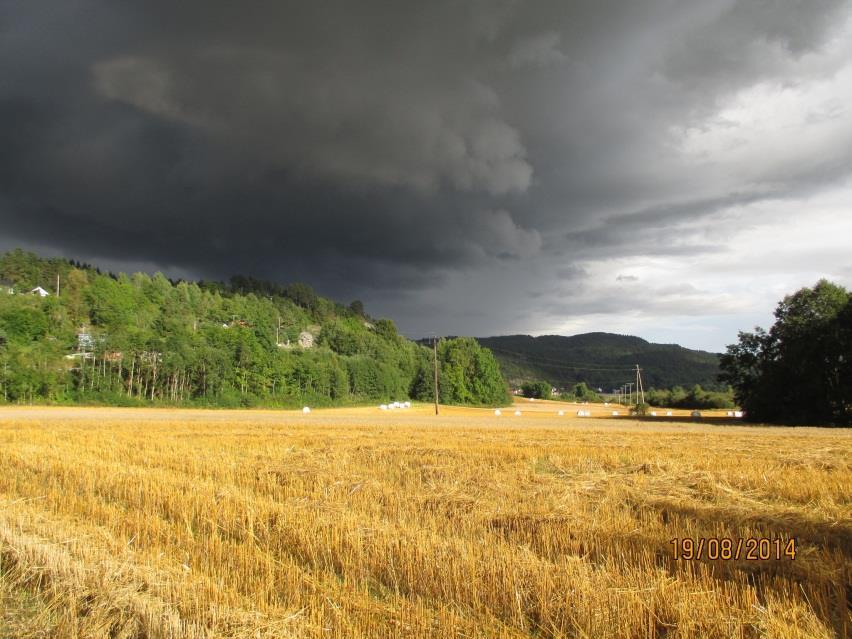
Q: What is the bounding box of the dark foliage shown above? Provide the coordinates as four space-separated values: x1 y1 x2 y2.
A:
645 385 735 410
719 280 851 426
477 333 722 391
520 380 551 400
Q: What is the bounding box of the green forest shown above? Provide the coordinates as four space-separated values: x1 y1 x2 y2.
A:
0 250 510 408
476 333 723 391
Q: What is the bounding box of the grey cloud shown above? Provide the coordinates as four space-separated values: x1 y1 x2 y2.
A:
2 0 851 343
458 210 542 260
661 0 851 89
556 265 587 281
537 280 742 321
509 31 566 68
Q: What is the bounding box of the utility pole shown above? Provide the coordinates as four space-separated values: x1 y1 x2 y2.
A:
433 336 439 415
626 382 634 405
56 273 60 297
635 365 639 405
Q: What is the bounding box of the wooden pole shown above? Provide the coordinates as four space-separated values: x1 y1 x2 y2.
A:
433 337 439 415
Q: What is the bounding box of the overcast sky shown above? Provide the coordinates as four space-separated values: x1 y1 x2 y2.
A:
3 1 851 351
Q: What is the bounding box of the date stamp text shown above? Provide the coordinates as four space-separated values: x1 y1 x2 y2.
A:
670 537 797 561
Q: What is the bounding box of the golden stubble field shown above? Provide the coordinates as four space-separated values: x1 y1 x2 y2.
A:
0 401 849 638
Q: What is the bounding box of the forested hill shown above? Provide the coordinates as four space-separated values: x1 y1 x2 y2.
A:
476 333 722 391
0 250 509 407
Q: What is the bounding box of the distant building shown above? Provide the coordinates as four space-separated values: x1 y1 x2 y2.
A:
0 279 13 294
77 332 94 351
31 286 50 297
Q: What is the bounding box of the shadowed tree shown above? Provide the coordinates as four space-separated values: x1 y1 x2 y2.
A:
720 280 851 426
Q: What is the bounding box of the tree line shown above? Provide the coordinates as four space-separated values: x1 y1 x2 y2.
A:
720 280 851 426
520 380 604 403
645 385 734 410
0 250 510 408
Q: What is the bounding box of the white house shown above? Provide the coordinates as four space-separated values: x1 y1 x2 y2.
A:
31 286 50 297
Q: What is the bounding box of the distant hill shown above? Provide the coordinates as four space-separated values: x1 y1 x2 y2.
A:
476 333 722 391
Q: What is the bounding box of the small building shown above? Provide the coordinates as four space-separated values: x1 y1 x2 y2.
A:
31 286 50 297
0 279 14 294
77 332 94 351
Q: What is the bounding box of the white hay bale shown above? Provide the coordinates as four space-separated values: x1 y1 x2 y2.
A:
557 410 564 416
604 402 609 406
726 411 734 417
611 410 619 416
302 406 311 414
380 404 388 410
403 401 411 408
514 410 522 416
691 410 702 418
650 411 657 416
393 401 401 408
529 397 535 402
494 409 501 416
666 411 672 416
734 410 743 418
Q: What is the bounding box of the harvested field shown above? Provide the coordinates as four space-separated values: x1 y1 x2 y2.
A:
0 402 850 638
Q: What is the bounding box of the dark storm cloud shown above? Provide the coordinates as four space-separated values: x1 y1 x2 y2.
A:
2 0 851 339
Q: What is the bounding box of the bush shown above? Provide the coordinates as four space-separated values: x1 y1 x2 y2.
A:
521 381 551 400
632 402 650 416
570 382 601 403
